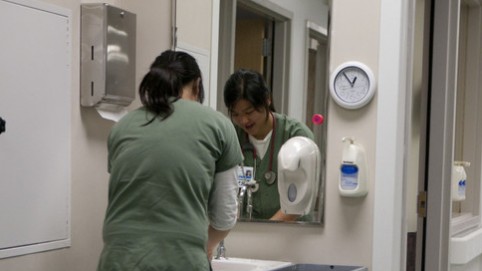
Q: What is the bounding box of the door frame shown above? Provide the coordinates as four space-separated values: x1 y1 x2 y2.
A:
423 0 460 269
374 0 458 269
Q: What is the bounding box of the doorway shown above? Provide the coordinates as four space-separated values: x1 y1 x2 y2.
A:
217 0 291 115
409 0 482 270
234 5 274 85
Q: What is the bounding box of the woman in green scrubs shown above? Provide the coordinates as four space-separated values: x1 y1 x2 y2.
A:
223 69 314 221
98 50 243 271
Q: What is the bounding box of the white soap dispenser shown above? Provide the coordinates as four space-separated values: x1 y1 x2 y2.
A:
339 137 368 197
277 136 320 215
452 161 470 201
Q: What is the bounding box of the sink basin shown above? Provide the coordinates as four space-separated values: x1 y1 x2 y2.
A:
211 257 293 271
273 263 368 271
211 258 368 271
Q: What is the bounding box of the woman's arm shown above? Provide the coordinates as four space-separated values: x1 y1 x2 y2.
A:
207 166 239 259
207 226 230 259
269 210 298 221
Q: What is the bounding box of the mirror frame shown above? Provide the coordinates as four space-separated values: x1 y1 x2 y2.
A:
216 0 328 225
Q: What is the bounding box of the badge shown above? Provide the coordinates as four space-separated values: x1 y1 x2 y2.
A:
236 166 254 186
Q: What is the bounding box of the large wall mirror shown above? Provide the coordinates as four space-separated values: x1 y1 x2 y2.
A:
216 0 330 225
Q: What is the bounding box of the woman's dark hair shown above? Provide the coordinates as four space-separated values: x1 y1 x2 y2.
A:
223 69 275 118
139 50 204 123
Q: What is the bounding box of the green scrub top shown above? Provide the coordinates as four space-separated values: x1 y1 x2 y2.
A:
236 112 314 220
98 99 243 271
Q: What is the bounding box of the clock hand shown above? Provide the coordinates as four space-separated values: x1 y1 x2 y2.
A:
352 76 357 86
342 72 354 87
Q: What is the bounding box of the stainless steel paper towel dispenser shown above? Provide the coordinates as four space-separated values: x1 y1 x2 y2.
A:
80 3 136 107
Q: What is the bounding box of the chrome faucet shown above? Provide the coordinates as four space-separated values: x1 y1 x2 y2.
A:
238 182 257 219
237 185 247 219
237 165 257 220
246 186 253 219
238 183 258 219
215 240 226 259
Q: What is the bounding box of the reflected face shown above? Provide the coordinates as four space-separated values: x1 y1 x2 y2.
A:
230 99 270 139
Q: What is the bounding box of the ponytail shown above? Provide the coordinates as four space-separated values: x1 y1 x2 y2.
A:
139 50 204 124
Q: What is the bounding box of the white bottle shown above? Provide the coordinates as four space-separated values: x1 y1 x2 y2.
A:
339 137 368 197
452 161 470 201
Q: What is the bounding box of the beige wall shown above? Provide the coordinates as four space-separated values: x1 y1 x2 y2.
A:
0 0 382 270
176 0 212 51
0 1 170 270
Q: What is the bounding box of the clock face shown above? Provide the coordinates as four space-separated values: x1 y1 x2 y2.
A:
330 62 376 109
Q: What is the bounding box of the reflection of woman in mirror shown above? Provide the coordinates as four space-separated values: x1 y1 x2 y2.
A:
223 69 314 221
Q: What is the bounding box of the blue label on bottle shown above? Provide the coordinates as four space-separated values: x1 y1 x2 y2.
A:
458 179 466 196
341 164 359 190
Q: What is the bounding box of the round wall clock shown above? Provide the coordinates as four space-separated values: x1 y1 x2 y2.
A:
329 61 376 110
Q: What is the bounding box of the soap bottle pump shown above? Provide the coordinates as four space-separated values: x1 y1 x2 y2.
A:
452 161 470 201
339 137 368 197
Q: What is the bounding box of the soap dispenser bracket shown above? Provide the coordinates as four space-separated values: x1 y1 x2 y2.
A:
342 136 354 144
